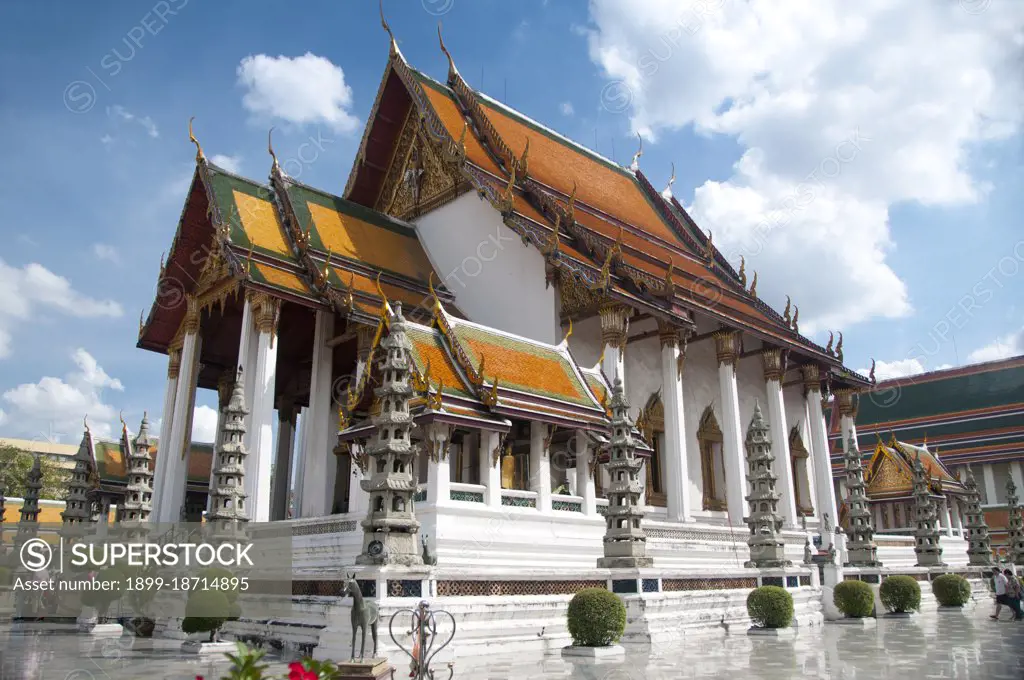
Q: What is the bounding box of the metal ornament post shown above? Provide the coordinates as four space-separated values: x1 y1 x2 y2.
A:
388 601 455 680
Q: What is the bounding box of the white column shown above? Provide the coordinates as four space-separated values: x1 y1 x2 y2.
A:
1011 462 1024 496
480 430 501 508
951 497 963 535
803 365 838 547
530 421 553 512
983 463 998 506
151 349 180 523
659 323 692 523
576 430 597 516
599 304 629 386
426 424 451 505
162 303 201 524
713 331 747 526
245 296 279 523
292 408 306 513
299 310 336 517
762 348 798 528
271 400 296 521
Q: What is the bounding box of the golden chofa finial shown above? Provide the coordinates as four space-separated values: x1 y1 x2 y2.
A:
662 162 676 198
83 414 90 433
738 256 746 288
705 230 714 262
159 251 166 277
749 271 757 298
541 213 561 257
321 248 333 285
119 410 127 430
519 138 530 176
457 120 468 158
869 358 877 384
268 126 280 172
662 256 676 298
562 317 573 344
825 331 834 355
498 163 516 214
428 271 442 312
374 271 391 314
138 310 144 337
629 132 643 172
792 305 800 333
835 332 844 362
438 22 458 81
379 0 397 53
188 116 204 162
782 295 792 325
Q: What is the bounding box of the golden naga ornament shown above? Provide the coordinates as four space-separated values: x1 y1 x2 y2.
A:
825 331 834 355
869 358 877 383
835 332 844 363
518 138 530 177
749 271 758 298
783 295 792 325
705 230 714 262
498 164 516 214
566 181 578 225
188 116 204 162
792 306 800 334
540 213 561 258
738 256 746 288
662 256 677 298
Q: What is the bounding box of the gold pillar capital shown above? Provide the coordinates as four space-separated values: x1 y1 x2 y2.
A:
181 294 200 335
167 349 182 380
657 320 679 349
801 364 822 394
761 347 787 382
835 388 858 417
356 324 377 362
599 302 630 349
713 329 740 367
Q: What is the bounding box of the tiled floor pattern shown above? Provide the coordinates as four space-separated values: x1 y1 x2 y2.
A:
2 604 1022 679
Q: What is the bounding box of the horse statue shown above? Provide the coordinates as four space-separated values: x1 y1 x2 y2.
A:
344 573 379 660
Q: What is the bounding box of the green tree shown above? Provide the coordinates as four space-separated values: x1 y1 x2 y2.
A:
0 444 72 502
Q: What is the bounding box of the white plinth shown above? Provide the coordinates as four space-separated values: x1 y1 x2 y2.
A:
747 627 796 638
831 617 876 627
884 612 914 618
90 623 124 637
561 645 626 660
181 640 237 656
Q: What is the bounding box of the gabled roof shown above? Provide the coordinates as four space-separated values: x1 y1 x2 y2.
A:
830 355 1024 473
341 33 869 389
139 149 455 353
864 436 965 499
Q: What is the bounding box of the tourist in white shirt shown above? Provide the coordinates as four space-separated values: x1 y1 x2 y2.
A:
992 569 1010 620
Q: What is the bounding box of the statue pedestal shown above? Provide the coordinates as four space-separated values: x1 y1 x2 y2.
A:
335 658 394 679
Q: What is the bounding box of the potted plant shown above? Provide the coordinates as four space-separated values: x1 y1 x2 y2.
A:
879 575 921 616
746 585 794 637
561 588 627 660
181 568 242 655
932 574 971 608
832 580 876 626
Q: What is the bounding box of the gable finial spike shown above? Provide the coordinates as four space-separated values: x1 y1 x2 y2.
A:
379 0 397 53
563 317 573 345
188 116 204 162
268 127 280 172
662 162 676 198
84 414 90 433
738 256 746 287
119 410 126 430
438 22 458 80
869 358 877 384
629 132 643 172
428 271 442 311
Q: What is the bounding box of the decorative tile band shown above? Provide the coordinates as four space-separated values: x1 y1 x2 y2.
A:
291 520 357 536
597 505 609 516
292 580 345 597
435 580 604 597
387 580 423 598
414 489 427 502
662 577 757 592
501 494 537 508
552 500 583 512
450 490 484 503
799 575 811 587
642 578 660 593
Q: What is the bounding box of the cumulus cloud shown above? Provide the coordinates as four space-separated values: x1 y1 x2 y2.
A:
585 0 1024 333
191 405 219 443
210 154 243 174
968 327 1024 363
92 244 119 263
2 348 125 440
0 259 122 359
237 53 360 134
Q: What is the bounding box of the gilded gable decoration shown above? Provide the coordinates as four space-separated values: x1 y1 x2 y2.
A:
378 112 464 221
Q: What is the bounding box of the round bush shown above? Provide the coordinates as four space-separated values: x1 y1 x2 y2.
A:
833 580 875 618
566 588 626 647
879 575 921 613
182 589 231 641
932 574 971 607
746 585 794 629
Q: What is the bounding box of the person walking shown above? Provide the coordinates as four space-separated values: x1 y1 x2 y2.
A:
1004 569 1023 620
992 569 1010 620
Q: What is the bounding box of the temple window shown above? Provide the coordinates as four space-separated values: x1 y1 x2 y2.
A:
450 430 481 484
788 424 814 517
697 406 726 511
641 394 667 508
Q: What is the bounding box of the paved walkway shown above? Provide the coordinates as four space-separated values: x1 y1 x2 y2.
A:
1 603 1022 679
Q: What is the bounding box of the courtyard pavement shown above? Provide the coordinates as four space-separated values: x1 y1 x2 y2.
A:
1 602 1022 679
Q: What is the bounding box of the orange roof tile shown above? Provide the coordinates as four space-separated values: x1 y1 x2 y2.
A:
418 78 503 177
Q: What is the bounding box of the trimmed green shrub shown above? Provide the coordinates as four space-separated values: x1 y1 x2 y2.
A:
833 580 875 618
879 575 921 613
746 585 794 629
566 588 626 646
932 574 971 607
182 589 231 642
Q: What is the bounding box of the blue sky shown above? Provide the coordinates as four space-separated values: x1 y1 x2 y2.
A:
0 0 1021 443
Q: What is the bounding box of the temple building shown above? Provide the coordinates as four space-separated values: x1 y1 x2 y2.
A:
832 355 1024 557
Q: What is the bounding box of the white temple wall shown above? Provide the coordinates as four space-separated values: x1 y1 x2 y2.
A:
565 315 602 367
734 355 769 439
681 339 720 517
414 192 558 344
623 329 661 414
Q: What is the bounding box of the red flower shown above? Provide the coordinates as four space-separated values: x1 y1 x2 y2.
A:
288 662 304 680
195 676 204 680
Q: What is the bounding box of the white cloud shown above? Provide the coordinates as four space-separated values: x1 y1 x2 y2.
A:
586 0 1024 333
107 105 159 138
0 259 122 359
237 53 360 134
92 244 119 263
100 134 113 145
2 349 125 440
0 408 7 427
857 358 953 381
210 154 243 174
968 328 1024 363
560 101 575 116
190 405 219 443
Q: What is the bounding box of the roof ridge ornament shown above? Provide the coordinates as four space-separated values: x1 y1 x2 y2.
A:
566 181 577 225
188 116 205 162
662 162 675 199
375 272 392 316
120 410 127 432
825 332 834 355
749 271 757 299
835 332 844 362
705 230 714 263
380 0 398 56
662 256 677 298
562 317 573 345
268 127 281 174
792 306 799 334
498 163 516 214
629 132 643 172
783 295 792 325
438 22 459 82
518 138 530 176
428 272 442 313
738 256 746 288
84 414 90 434
869 358 877 384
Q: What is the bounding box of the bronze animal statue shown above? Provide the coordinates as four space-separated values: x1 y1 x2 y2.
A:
344 573 379 660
